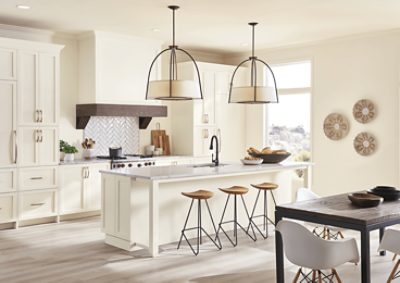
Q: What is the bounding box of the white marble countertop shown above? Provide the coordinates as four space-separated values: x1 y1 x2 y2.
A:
100 161 312 181
59 155 202 166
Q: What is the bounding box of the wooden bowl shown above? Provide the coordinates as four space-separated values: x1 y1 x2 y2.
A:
348 193 383 208
248 153 291 164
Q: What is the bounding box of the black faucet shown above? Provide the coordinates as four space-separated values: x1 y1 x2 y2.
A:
209 135 219 166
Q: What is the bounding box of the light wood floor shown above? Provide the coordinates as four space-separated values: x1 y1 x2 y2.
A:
0 217 396 282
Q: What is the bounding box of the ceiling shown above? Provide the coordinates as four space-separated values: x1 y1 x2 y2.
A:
1 0 400 54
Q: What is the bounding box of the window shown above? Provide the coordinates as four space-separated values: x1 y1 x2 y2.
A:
265 61 312 162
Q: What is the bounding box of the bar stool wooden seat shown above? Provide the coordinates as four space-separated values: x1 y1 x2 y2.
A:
247 182 278 239
216 186 256 247
177 189 221 255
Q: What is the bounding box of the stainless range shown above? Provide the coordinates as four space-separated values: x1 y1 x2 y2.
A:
97 154 158 169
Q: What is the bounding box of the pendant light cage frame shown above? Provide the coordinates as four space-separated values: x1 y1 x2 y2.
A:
145 5 203 101
228 22 279 104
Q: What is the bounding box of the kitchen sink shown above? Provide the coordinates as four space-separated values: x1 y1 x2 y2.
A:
190 163 228 168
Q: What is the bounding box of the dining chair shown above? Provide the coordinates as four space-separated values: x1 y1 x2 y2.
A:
276 220 360 283
379 229 400 282
296 188 344 240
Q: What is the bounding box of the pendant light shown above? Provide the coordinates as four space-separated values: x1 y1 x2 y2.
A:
228 23 278 104
145 5 203 100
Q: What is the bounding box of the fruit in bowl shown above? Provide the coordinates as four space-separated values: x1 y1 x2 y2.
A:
247 147 291 163
241 156 263 165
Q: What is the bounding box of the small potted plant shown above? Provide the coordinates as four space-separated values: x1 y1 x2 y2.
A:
81 138 96 160
60 140 78 162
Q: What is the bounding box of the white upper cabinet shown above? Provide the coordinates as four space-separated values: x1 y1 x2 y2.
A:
78 31 163 104
18 51 59 126
0 81 16 167
0 48 16 80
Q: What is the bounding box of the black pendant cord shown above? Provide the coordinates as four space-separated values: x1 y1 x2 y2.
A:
172 7 176 46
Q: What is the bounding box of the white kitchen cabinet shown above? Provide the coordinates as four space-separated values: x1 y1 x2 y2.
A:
0 81 17 167
0 169 16 193
19 127 58 166
0 193 17 223
19 189 57 220
102 174 131 240
0 47 16 80
18 51 59 126
59 162 109 214
171 62 247 160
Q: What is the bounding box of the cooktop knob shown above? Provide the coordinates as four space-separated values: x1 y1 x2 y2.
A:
128 164 132 167
137 164 142 167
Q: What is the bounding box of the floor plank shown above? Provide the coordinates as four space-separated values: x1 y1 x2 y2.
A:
0 217 395 282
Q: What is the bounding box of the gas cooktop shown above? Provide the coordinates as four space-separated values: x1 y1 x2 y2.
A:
97 154 154 161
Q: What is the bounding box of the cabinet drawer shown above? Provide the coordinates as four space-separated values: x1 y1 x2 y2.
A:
0 169 16 193
19 190 56 220
0 194 16 223
19 167 57 191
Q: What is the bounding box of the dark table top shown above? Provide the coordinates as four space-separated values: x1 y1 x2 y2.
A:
276 192 400 227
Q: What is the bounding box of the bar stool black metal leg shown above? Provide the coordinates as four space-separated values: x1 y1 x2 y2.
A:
240 195 256 241
198 200 201 252
264 190 267 231
215 194 230 240
205 200 222 249
177 199 194 250
270 190 277 206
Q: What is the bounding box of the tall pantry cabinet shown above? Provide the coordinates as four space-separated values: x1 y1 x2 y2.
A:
0 37 63 228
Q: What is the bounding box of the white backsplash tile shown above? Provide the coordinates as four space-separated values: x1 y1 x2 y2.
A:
84 116 139 156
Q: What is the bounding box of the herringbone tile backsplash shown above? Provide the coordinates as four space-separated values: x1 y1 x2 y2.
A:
84 116 140 156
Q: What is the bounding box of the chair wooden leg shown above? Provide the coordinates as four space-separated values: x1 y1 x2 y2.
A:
387 260 400 283
292 268 301 283
326 228 331 240
338 231 344 239
318 270 322 283
393 253 397 261
312 270 316 282
332 269 343 283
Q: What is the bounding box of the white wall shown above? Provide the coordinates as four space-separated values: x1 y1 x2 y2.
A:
226 31 400 196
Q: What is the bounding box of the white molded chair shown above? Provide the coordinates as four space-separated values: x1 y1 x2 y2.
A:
296 188 344 240
276 220 359 282
379 229 400 282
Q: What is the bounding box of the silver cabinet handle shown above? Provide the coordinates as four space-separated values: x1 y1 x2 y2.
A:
36 110 40 122
36 130 40 143
87 168 90 179
40 130 43 143
30 176 43 180
30 203 45 206
13 130 17 164
39 110 43 123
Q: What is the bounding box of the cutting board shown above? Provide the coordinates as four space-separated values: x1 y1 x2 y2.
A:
151 123 170 155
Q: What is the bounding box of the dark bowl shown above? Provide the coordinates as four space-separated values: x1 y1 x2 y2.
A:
348 193 383 208
248 153 291 164
373 186 397 193
368 188 400 202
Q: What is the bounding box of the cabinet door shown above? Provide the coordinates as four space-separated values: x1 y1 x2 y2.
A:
19 128 38 166
0 193 16 223
85 163 109 210
102 174 116 234
59 165 84 214
18 51 39 126
0 169 16 193
0 81 16 167
38 53 58 125
19 189 57 220
0 48 16 80
38 128 58 165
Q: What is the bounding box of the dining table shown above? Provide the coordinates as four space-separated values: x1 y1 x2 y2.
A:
275 192 400 283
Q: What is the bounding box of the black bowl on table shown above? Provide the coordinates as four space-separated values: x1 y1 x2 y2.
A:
367 186 400 201
249 153 291 164
348 193 383 208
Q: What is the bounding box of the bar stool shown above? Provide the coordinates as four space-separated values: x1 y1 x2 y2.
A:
216 186 256 247
248 182 278 239
177 189 221 255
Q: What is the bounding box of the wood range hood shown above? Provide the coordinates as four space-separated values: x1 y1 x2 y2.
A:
76 104 168 129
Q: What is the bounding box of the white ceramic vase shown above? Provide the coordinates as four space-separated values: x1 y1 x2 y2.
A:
82 148 96 160
63 153 75 162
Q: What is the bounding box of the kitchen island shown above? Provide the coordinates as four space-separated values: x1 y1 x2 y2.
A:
100 162 311 256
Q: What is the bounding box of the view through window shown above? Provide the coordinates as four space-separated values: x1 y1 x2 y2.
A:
265 61 311 163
